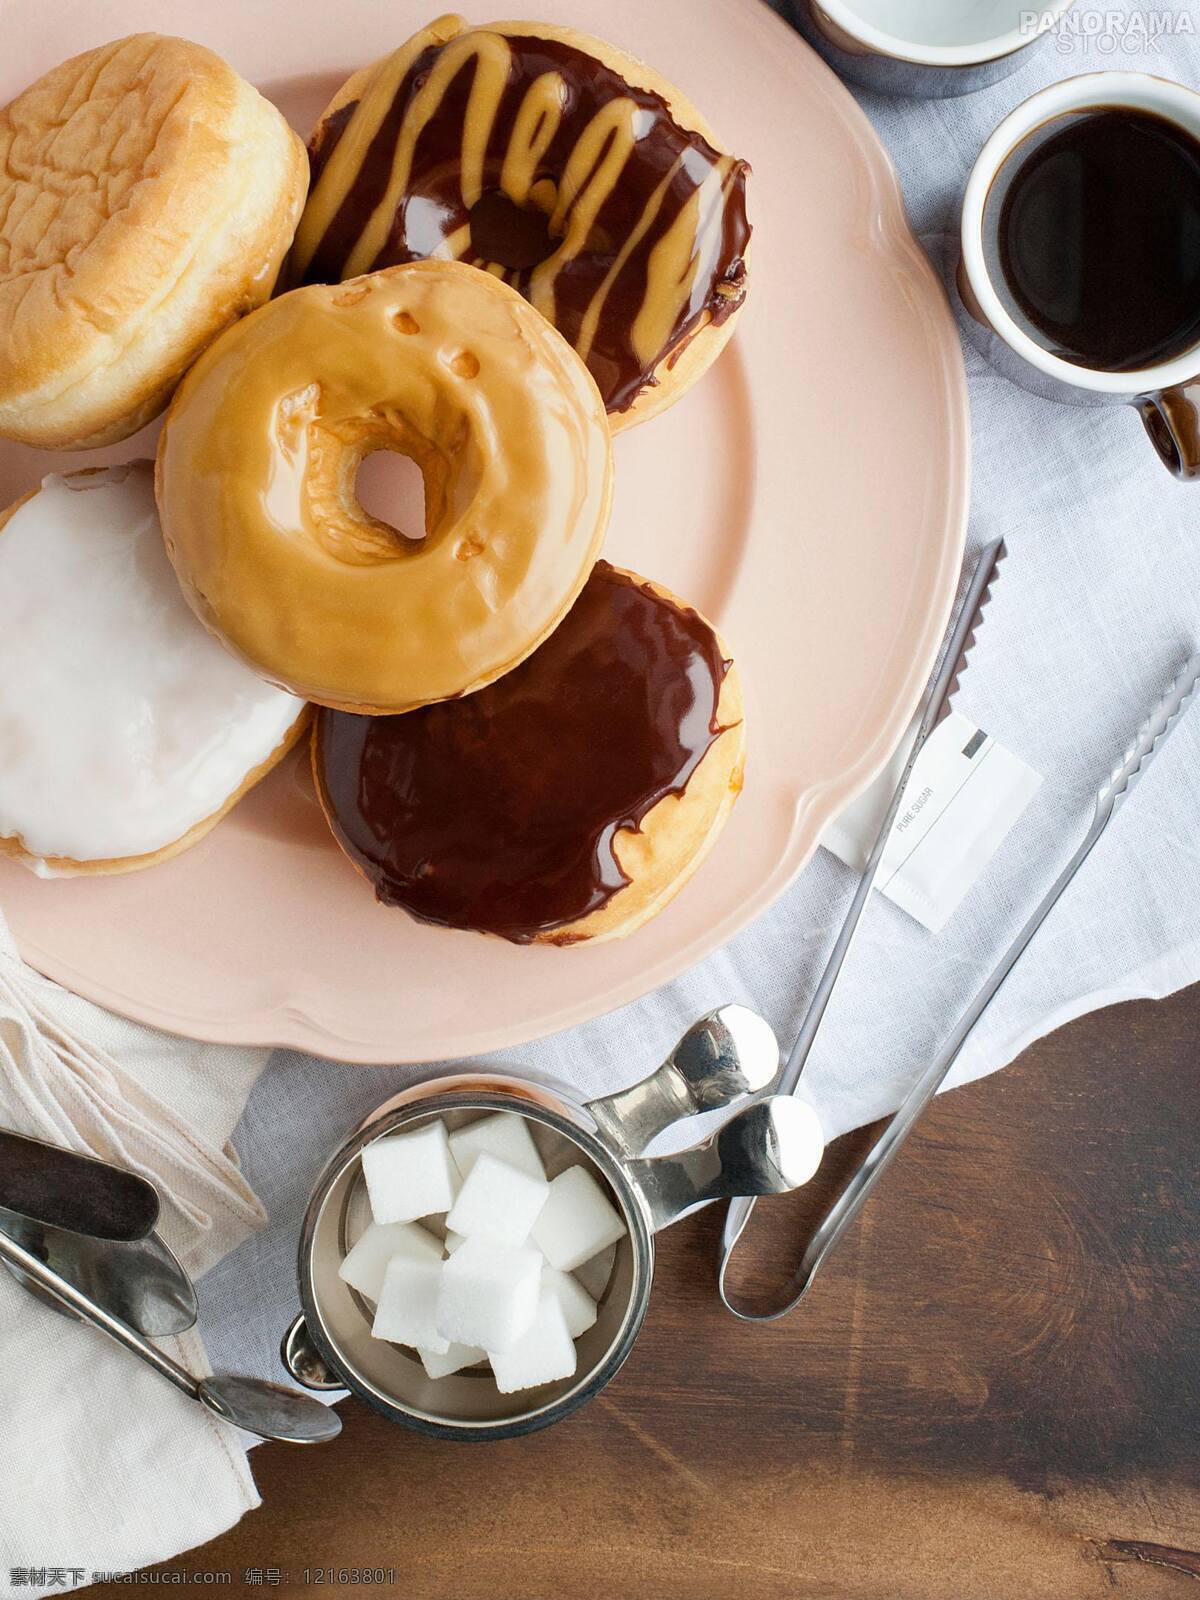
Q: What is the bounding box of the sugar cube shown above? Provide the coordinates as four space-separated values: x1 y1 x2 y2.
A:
449 1112 546 1182
488 1288 578 1394
338 1220 442 1302
446 1152 549 1246
361 1121 460 1225
436 1235 542 1352
530 1165 626 1272
418 1342 486 1380
574 1243 617 1301
542 1266 597 1339
371 1256 448 1354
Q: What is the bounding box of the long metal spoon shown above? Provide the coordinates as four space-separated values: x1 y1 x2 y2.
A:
0 1129 160 1241
0 1226 341 1444
719 650 1200 1319
0 1205 197 1335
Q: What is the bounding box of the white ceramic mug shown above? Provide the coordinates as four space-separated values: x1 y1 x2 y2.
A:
791 1 1076 98
959 72 1200 481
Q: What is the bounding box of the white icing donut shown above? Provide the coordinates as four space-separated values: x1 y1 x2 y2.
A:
0 462 306 872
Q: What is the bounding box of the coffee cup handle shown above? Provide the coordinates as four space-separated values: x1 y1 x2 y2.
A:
1140 381 1200 481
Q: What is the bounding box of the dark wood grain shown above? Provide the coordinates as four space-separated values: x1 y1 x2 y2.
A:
84 986 1200 1599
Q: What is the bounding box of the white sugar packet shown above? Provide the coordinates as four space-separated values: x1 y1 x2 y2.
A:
823 711 1043 932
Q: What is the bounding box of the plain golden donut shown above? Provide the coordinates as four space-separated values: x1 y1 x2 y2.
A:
155 259 613 714
0 34 307 450
288 14 752 430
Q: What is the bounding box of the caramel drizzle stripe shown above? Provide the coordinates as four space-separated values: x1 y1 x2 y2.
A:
295 30 734 387
334 33 510 278
289 26 441 280
632 156 743 366
499 71 567 204
574 152 686 365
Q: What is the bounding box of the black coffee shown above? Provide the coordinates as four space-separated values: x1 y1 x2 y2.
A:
986 107 1200 372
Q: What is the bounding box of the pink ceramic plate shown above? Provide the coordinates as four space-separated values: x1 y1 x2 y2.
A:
0 0 968 1062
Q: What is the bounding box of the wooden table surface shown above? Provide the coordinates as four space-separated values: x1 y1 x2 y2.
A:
85 986 1200 1599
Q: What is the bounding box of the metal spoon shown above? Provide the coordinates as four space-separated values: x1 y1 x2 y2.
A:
629 1096 825 1232
0 1225 341 1444
0 1129 160 1241
587 1005 781 1155
0 1205 197 1335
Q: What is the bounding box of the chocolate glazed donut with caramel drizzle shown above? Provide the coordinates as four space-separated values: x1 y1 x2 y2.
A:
289 15 752 428
313 563 746 944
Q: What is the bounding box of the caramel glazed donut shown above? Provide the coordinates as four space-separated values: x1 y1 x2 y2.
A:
156 258 612 714
313 562 745 945
0 464 308 877
0 35 308 450
288 15 751 428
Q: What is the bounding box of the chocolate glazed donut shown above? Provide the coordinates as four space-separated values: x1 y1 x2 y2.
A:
289 16 751 426
313 563 746 944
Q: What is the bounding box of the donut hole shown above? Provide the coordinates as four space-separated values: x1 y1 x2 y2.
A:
354 449 428 546
469 190 557 271
303 406 458 567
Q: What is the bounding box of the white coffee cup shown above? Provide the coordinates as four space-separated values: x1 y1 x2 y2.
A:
959 72 1200 481
791 1 1077 98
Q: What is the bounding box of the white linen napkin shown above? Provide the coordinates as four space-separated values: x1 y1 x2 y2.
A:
0 912 269 1596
